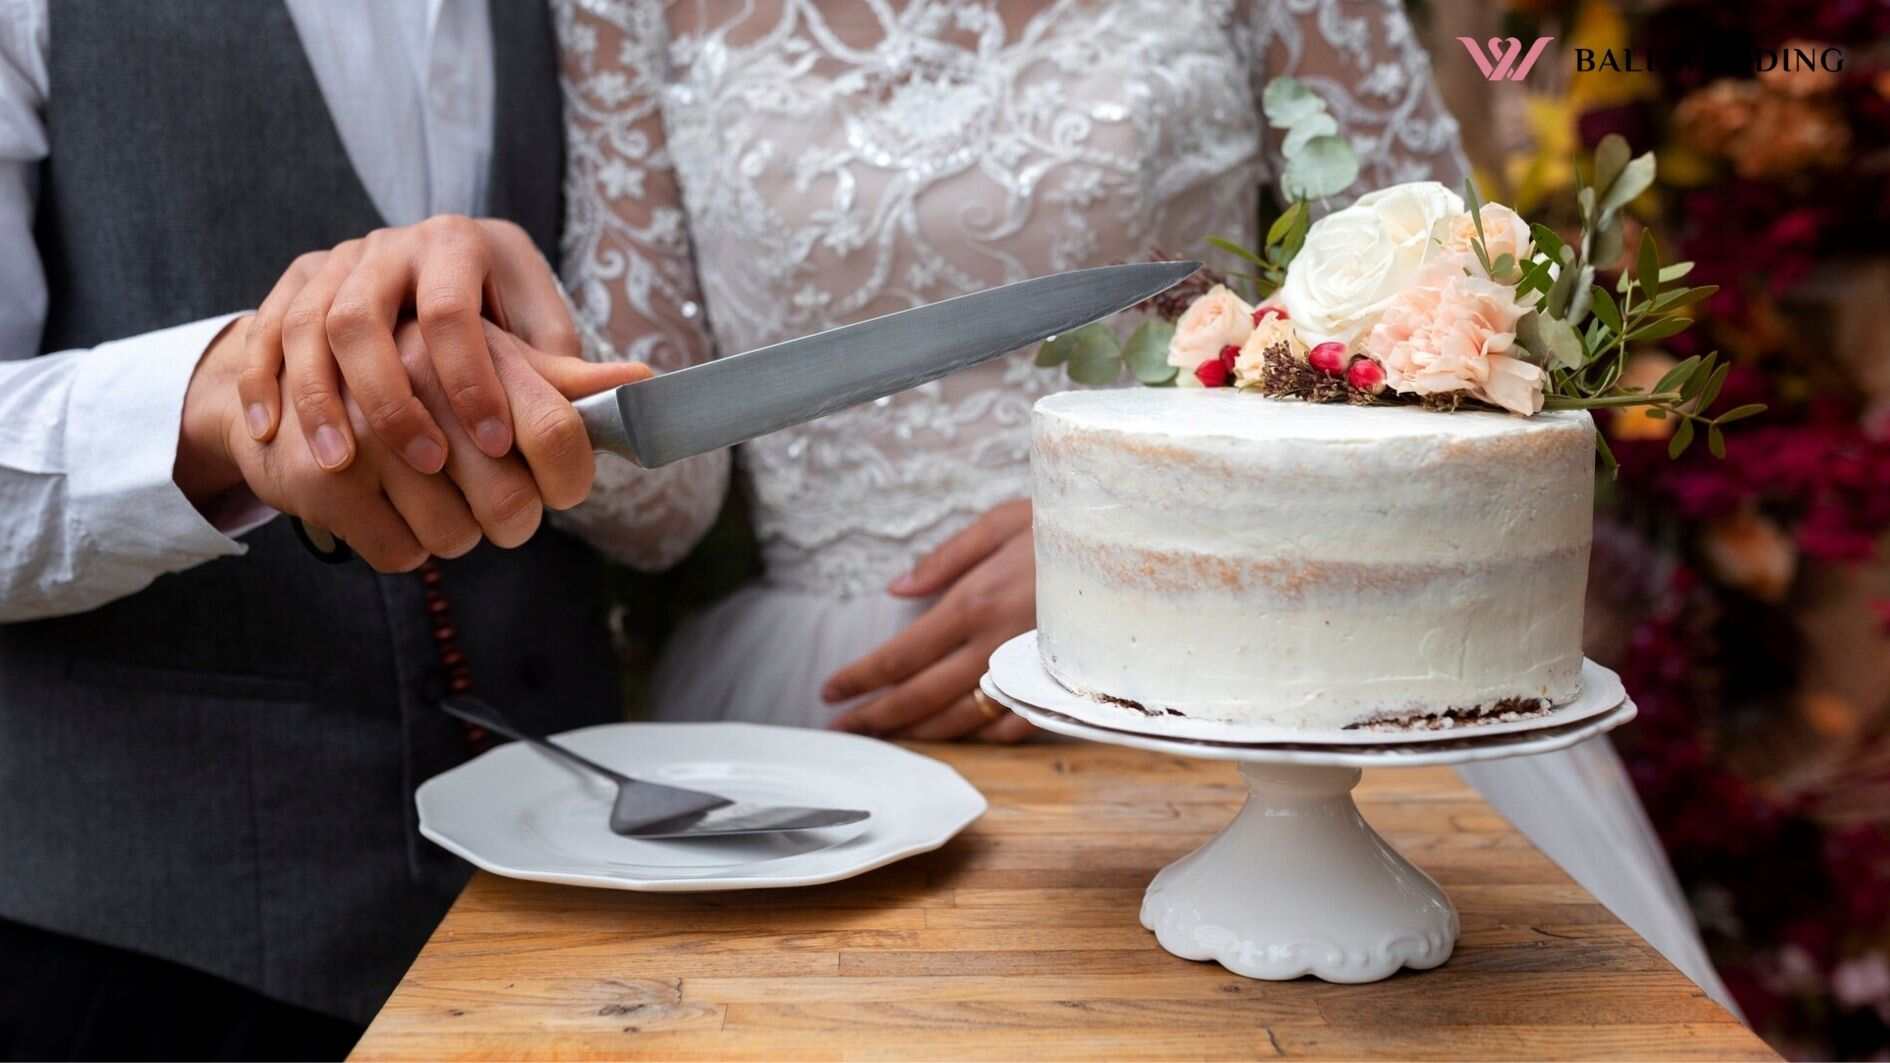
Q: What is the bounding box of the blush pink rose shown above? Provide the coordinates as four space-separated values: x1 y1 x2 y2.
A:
1167 284 1254 371
1358 263 1545 415
1439 203 1534 275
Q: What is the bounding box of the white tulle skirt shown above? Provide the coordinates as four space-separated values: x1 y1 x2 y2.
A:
649 581 1737 1015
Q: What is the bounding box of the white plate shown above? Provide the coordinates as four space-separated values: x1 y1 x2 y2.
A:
989 631 1625 746
417 722 986 891
984 672 1637 768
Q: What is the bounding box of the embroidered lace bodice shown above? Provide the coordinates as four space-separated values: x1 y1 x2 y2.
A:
551 0 1466 596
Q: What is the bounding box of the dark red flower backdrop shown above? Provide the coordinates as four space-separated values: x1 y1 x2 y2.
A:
1484 0 1890 1056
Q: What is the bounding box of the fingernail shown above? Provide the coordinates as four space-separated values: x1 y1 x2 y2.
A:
244 403 270 439
312 425 350 469
887 572 917 594
821 683 844 703
474 418 511 456
404 435 446 473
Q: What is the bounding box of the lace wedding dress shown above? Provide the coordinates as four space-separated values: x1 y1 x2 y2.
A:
549 0 1733 1010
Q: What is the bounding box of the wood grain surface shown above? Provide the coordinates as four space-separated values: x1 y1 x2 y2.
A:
352 743 1776 1061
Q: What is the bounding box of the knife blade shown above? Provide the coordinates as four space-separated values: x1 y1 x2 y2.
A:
573 260 1199 467
295 260 1197 562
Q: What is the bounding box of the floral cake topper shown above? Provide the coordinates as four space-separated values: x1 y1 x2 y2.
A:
1036 78 1763 472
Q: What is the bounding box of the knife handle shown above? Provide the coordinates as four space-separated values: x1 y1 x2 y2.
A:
574 389 634 459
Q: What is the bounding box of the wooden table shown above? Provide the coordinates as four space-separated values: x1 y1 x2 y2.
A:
353 744 1775 1061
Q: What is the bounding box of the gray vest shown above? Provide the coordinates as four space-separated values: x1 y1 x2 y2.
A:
3 1 619 1023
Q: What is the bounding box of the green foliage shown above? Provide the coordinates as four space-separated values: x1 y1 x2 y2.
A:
1262 78 1358 201
1498 133 1764 471
1123 320 1178 385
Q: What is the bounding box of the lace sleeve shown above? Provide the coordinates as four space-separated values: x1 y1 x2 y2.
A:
549 0 729 571
1241 0 1471 199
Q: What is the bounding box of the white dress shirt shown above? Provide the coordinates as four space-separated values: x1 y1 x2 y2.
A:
0 0 494 621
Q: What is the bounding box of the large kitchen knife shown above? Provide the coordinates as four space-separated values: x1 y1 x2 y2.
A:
571 259 1198 466
295 260 1198 560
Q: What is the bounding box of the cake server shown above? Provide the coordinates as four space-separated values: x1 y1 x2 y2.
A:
297 259 1197 559
441 698 871 838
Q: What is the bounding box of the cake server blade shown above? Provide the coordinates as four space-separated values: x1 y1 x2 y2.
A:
573 260 1199 467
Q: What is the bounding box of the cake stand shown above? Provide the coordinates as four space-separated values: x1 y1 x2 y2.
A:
980 633 1636 984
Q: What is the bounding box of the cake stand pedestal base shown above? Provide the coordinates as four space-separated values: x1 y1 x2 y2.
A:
1139 762 1457 982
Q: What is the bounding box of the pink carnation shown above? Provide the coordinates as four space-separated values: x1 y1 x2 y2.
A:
1357 263 1544 416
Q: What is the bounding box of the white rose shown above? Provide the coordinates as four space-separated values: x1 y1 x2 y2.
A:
1167 284 1254 370
1280 181 1465 347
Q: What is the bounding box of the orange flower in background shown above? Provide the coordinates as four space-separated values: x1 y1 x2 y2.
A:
1701 510 1798 603
1674 80 1760 155
1609 352 1678 442
1675 78 1851 181
1799 690 1864 741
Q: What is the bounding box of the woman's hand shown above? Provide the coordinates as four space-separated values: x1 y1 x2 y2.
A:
823 499 1037 743
236 216 581 475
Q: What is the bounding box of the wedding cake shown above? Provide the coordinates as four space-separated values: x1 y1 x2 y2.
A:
1031 389 1595 730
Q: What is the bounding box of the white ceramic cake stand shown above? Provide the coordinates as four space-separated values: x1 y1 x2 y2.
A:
980 642 1635 985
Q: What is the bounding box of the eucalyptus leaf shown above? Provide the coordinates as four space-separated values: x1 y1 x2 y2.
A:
1594 134 1631 197
1716 403 1766 424
1039 321 1116 374
1591 218 1624 270
1281 135 1359 200
1492 252 1515 280
1659 261 1695 283
1517 312 1586 371
1542 315 1586 370
1599 153 1656 218
1578 185 1596 224
1282 112 1340 158
1669 418 1695 459
1261 77 1324 128
1122 320 1179 385
1068 351 1123 386
1708 424 1726 459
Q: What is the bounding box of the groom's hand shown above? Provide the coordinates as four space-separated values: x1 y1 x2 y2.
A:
235 217 580 476
182 316 648 572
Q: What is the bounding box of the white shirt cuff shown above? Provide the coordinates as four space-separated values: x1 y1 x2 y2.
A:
66 313 271 571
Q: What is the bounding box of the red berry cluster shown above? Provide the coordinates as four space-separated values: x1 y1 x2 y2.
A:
1193 345 1239 387
1309 341 1387 395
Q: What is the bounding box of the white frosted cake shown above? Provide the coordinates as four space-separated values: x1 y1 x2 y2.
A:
1031 389 1595 730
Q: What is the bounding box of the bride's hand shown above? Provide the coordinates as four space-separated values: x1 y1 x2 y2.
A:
822 499 1036 743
